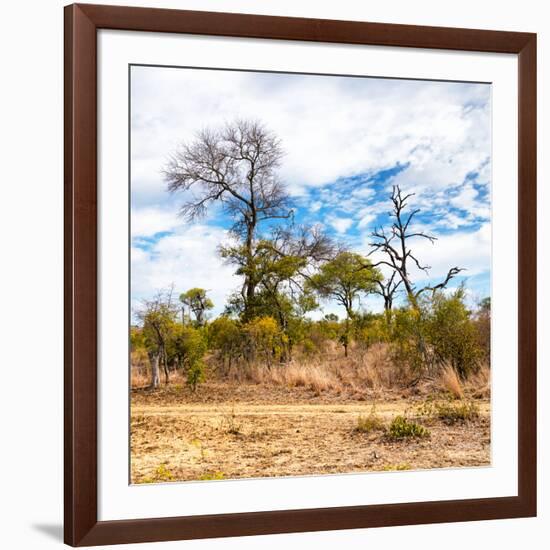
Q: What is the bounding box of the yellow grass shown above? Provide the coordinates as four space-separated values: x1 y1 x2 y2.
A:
438 365 464 399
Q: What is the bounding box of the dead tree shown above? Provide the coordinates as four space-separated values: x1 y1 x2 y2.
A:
373 271 402 313
164 119 293 313
369 185 464 308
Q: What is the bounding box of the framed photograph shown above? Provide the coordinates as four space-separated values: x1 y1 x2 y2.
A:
64 3 537 546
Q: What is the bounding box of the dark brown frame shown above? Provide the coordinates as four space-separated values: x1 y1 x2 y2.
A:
64 3 537 546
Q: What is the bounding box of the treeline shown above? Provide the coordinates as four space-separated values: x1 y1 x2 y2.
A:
131 286 490 391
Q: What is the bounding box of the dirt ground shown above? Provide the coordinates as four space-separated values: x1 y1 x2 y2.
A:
130 382 491 483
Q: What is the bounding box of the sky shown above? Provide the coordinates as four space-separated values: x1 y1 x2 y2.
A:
130 65 491 320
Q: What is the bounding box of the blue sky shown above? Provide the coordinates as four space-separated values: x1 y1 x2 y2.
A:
131 66 491 319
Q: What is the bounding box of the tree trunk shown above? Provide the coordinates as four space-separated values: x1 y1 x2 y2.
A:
161 346 169 384
243 219 257 314
149 351 160 389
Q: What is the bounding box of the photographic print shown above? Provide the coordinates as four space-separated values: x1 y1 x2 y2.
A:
130 65 491 484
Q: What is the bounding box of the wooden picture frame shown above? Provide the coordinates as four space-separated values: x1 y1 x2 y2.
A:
64 3 537 546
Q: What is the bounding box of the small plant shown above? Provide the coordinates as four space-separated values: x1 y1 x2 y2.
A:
388 415 430 439
155 463 174 481
199 471 225 481
222 407 242 435
355 405 385 434
381 463 411 471
435 400 479 425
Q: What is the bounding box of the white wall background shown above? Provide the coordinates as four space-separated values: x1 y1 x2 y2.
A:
0 1 547 548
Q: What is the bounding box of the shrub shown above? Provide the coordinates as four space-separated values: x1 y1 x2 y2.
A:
156 463 174 481
429 288 483 378
208 316 242 369
388 415 430 439
435 400 480 425
356 405 385 433
242 316 282 366
169 324 208 390
389 307 430 375
187 361 205 392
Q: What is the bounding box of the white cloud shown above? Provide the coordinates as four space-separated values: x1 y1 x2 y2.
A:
131 66 490 205
131 224 240 317
131 206 179 238
309 201 323 213
357 213 377 229
450 181 490 220
327 216 354 234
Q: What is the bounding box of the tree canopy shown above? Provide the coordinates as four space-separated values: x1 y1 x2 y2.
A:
308 252 382 319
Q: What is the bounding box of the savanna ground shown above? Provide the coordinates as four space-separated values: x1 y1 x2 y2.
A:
130 344 491 484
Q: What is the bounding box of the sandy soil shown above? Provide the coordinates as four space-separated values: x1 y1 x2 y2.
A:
130 382 491 483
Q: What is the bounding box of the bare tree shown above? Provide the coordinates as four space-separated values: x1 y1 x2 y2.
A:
164 119 293 309
373 271 402 313
369 185 464 308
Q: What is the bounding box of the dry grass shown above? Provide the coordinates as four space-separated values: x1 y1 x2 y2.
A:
438 365 464 399
466 364 491 399
355 404 386 434
132 345 490 404
130 394 491 483
223 343 410 397
131 369 151 389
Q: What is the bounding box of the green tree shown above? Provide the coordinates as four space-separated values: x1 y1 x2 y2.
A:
180 288 214 326
308 252 381 356
308 252 381 319
136 290 178 388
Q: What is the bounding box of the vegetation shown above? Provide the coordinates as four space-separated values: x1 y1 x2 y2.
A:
356 406 385 434
388 416 430 440
434 400 480 425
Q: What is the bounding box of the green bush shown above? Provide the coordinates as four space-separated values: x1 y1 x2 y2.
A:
428 288 483 378
381 463 411 471
187 361 205 392
388 415 430 439
387 288 484 379
169 324 207 391
242 316 282 366
208 316 242 369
